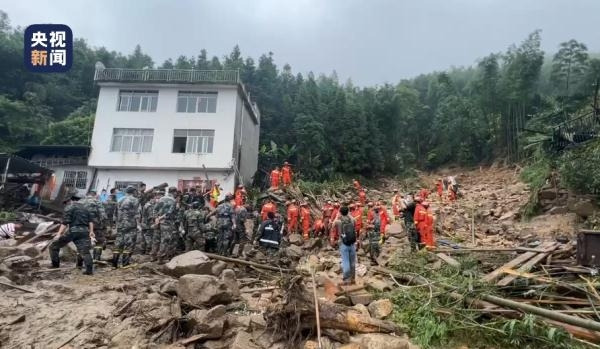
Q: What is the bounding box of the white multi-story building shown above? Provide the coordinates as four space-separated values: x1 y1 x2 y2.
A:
88 67 260 198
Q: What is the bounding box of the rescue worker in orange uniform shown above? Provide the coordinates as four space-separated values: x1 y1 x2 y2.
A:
421 201 435 249
322 200 334 236
332 201 341 222
234 184 246 207
391 189 401 221
436 179 444 200
418 188 430 200
210 182 221 208
329 201 342 245
300 202 311 240
351 203 363 237
313 218 325 237
366 202 375 222
353 179 361 191
286 200 299 234
358 189 366 205
413 196 427 249
378 203 390 236
260 199 277 222
270 167 281 189
282 162 293 187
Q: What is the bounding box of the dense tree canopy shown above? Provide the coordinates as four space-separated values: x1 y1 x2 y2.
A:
0 11 598 180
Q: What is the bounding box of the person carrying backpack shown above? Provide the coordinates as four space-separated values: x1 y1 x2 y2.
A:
334 206 357 285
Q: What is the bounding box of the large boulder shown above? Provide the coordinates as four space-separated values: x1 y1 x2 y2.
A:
177 274 236 306
285 245 303 260
351 334 410 349
230 330 262 349
220 269 240 297
288 234 303 246
368 299 394 319
570 200 597 218
164 250 216 277
187 305 226 339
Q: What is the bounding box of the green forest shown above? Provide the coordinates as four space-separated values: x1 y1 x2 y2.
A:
1 10 599 183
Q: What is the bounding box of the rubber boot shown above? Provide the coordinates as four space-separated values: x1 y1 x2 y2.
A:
112 253 120 268
76 254 83 269
94 247 103 261
122 253 131 267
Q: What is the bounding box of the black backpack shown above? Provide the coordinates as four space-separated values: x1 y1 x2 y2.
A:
340 216 356 245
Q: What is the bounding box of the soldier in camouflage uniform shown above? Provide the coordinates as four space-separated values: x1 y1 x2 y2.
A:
207 193 236 256
50 194 94 275
230 204 249 256
113 186 141 267
104 192 118 240
150 191 164 259
139 191 158 254
154 187 179 262
183 201 206 251
81 189 108 261
203 212 218 253
364 206 382 265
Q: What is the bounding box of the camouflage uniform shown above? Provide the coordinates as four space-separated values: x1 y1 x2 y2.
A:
204 216 218 253
104 197 117 239
184 207 206 251
139 199 156 254
114 193 140 267
230 205 249 256
215 201 235 256
155 193 178 261
50 201 94 274
81 195 108 261
366 214 382 263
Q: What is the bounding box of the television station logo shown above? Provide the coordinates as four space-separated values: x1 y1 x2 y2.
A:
24 24 73 73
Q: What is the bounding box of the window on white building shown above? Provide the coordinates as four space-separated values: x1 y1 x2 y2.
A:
176 91 217 113
111 128 154 153
63 170 87 189
118 90 158 112
172 129 215 154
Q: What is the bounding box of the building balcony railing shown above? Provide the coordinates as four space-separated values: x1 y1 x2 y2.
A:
32 158 88 167
94 68 240 84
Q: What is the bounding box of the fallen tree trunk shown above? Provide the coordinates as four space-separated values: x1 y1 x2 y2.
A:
203 252 293 273
265 276 403 346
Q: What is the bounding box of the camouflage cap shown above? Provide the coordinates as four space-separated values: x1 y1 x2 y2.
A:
168 186 178 193
125 186 136 194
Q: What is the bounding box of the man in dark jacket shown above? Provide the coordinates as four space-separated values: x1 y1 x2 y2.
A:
255 211 281 256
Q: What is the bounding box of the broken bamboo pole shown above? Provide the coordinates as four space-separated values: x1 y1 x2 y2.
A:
203 252 293 272
0 281 35 293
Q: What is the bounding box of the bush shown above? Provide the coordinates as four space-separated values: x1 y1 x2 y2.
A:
558 139 600 195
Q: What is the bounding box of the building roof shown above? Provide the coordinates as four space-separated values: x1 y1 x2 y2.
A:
93 67 260 124
16 145 90 159
0 154 52 175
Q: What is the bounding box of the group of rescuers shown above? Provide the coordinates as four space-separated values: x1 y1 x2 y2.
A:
49 162 458 280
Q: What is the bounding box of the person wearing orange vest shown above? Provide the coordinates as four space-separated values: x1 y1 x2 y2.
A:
391 189 401 221
234 184 246 207
270 167 281 189
282 162 293 187
418 188 430 200
413 196 427 249
260 199 277 222
210 183 221 208
329 201 342 244
358 189 366 205
300 202 311 240
286 200 299 235
331 201 341 222
446 176 458 202
421 201 435 249
436 179 444 200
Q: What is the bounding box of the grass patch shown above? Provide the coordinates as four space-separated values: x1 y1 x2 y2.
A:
520 155 552 219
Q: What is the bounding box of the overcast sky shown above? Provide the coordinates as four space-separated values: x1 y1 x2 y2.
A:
2 0 598 85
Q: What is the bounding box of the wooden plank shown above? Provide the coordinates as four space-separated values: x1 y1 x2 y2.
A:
481 251 538 283
0 281 35 293
497 243 558 286
436 253 460 267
